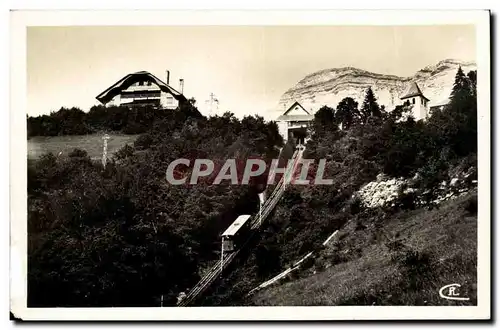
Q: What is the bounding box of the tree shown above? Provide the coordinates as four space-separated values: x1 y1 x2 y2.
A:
314 106 335 126
450 66 469 99
427 66 477 157
335 97 360 130
389 104 413 122
313 106 336 136
360 87 382 123
467 70 477 99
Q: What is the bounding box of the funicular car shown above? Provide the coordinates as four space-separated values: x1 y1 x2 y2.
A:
221 214 252 252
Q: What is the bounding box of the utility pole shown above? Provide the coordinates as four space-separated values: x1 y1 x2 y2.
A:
259 201 262 227
102 134 110 169
205 93 219 117
220 236 224 274
258 192 264 227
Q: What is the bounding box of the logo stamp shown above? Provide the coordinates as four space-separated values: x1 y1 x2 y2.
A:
439 283 470 301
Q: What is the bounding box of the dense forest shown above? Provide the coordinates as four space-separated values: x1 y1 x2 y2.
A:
27 67 477 306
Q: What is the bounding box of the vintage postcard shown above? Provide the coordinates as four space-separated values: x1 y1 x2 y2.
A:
10 10 490 320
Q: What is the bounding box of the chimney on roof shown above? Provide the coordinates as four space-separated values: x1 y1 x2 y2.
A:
179 79 184 94
165 70 170 85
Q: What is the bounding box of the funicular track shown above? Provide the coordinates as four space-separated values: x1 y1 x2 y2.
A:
177 145 305 306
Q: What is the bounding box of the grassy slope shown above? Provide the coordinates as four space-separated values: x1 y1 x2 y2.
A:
27 134 140 160
251 192 477 306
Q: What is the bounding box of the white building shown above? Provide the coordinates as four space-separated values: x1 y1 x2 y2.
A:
275 82 433 143
96 70 187 109
276 101 314 143
400 82 430 121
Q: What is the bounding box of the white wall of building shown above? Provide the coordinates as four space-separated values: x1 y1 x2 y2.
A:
404 96 429 121
108 94 121 106
124 81 161 92
286 105 309 116
160 91 179 109
278 121 289 142
104 80 179 109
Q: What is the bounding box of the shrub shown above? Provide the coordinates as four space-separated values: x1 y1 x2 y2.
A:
398 250 433 291
113 144 135 161
348 197 363 215
463 195 478 215
68 148 89 158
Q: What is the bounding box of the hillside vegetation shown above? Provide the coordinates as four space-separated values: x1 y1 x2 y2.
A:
251 192 477 305
195 66 478 306
28 104 283 307
27 100 200 138
27 134 140 160
27 66 478 307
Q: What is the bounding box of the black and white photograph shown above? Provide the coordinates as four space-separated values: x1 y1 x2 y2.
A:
9 9 490 321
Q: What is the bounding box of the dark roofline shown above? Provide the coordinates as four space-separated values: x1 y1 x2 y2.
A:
96 71 187 104
276 114 315 121
283 101 310 115
400 93 430 102
400 82 430 101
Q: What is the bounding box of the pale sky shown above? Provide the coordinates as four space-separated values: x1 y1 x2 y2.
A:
27 25 475 119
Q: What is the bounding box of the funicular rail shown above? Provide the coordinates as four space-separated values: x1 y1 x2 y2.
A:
177 146 305 306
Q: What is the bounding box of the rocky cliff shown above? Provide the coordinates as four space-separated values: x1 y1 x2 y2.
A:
276 59 476 114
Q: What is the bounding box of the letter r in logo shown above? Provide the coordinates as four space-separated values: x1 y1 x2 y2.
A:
448 286 459 296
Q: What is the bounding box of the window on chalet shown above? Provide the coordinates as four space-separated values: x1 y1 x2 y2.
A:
412 98 415 104
139 81 144 86
166 96 174 104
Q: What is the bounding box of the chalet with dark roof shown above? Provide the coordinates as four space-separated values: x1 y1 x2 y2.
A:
96 70 187 109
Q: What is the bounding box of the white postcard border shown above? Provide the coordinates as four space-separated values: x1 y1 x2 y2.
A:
10 9 491 320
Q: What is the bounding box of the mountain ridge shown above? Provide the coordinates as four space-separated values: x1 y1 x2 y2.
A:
277 59 476 114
